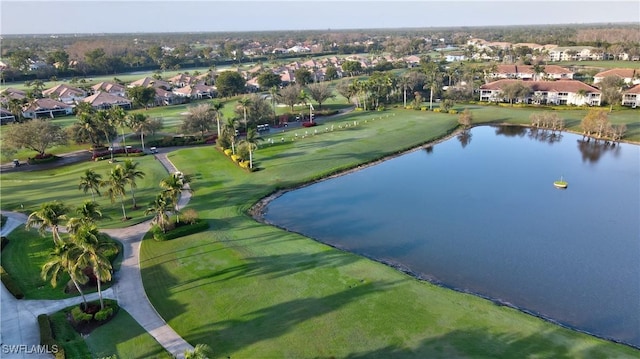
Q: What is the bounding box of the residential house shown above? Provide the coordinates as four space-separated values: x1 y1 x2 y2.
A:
0 108 16 125
22 98 73 119
128 77 172 90
92 82 127 97
622 84 640 108
154 87 180 106
489 64 574 80
593 68 640 85
172 84 216 99
42 84 87 104
548 46 602 61
168 73 196 88
0 88 27 102
82 91 132 110
480 79 601 106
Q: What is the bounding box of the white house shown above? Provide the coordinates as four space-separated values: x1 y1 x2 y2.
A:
42 84 87 104
622 84 640 108
593 68 640 85
22 98 73 119
82 91 132 110
480 79 601 106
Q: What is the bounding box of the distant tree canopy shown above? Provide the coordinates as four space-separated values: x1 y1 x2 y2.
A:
126 86 157 109
2 119 67 156
257 71 282 89
215 71 246 97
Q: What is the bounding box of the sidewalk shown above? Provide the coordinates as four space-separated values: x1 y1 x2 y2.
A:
0 153 193 358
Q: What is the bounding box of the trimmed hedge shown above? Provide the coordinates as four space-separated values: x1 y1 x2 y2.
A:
27 155 61 165
0 265 24 299
151 220 209 241
147 135 207 148
38 314 65 359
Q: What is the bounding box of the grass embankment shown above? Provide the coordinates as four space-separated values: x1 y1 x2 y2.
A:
140 107 639 358
0 154 169 228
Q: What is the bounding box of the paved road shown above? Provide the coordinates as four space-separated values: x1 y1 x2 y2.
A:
0 153 193 358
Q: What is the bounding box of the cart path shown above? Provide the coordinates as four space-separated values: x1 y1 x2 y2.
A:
0 152 193 359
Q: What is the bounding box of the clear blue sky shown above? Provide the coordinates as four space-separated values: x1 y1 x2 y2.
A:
1 0 639 35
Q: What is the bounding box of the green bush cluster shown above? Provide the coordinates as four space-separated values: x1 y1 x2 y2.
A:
38 314 65 359
152 220 209 241
147 135 207 148
0 265 24 299
94 307 114 321
27 156 61 165
71 306 93 323
179 209 199 225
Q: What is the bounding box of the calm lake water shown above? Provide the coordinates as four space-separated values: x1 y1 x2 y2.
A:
263 125 640 347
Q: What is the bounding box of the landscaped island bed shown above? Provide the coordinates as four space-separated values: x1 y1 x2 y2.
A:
139 108 638 358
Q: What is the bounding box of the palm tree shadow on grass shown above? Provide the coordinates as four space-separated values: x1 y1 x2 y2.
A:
187 280 401 357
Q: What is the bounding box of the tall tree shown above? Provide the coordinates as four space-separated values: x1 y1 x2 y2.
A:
239 128 262 169
108 106 129 154
210 101 225 138
128 113 151 152
160 172 193 222
294 68 314 85
105 165 129 220
67 201 103 235
306 82 335 110
145 194 171 233
599 76 625 112
126 86 156 110
182 103 214 138
2 119 67 157
121 159 146 209
278 84 303 112
73 224 117 310
41 242 89 308
257 71 282 89
236 97 252 132
25 201 69 245
78 169 103 202
215 71 246 97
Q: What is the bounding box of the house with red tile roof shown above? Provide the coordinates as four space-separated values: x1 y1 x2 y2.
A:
154 87 180 106
593 68 640 85
22 98 73 119
622 84 640 108
82 91 132 110
128 77 172 89
0 88 27 103
92 82 126 97
42 84 87 104
480 79 601 106
172 84 216 99
168 73 196 87
489 64 574 81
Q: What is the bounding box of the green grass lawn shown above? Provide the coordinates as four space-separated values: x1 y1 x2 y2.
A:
85 308 172 359
139 107 639 358
0 154 170 228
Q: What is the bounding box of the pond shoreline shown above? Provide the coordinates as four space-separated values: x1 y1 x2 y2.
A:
249 123 640 351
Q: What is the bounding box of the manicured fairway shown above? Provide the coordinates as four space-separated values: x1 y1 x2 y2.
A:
140 108 639 358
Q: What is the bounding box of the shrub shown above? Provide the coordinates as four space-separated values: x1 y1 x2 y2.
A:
152 220 209 241
0 265 24 299
302 121 317 127
448 109 458 115
421 106 427 111
91 147 144 161
179 209 199 225
433 108 442 113
231 154 240 162
239 161 250 169
94 307 114 321
27 155 61 165
71 306 93 323
223 149 232 156
38 314 64 358
377 106 385 111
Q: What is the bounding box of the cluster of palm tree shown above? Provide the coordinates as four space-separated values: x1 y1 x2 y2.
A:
78 159 146 220
70 103 160 155
218 117 262 169
145 171 193 233
27 200 117 311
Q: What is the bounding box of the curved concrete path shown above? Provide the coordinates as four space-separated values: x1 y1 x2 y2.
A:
0 152 193 358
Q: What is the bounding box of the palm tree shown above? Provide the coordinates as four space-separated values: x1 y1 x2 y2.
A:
128 113 150 152
184 344 213 359
237 97 252 132
223 117 238 154
73 224 117 310
26 201 69 245
210 101 224 139
239 128 262 169
160 172 193 223
145 194 171 233
41 242 89 308
109 106 128 155
105 165 128 220
122 159 146 209
67 201 103 234
78 169 103 202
